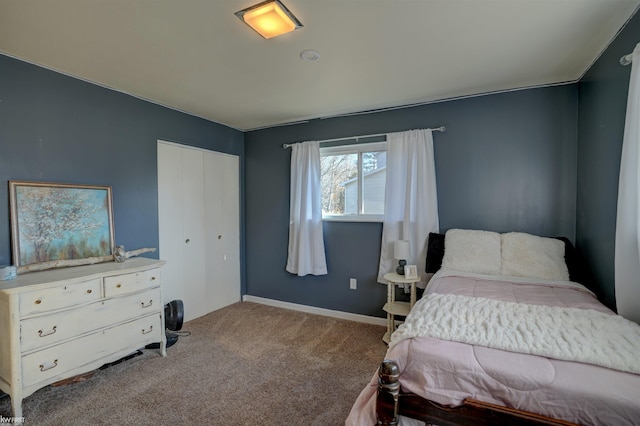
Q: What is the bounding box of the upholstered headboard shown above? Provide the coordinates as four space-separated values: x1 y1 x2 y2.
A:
425 230 592 285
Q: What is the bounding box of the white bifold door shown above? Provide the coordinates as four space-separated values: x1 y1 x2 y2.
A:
157 140 240 322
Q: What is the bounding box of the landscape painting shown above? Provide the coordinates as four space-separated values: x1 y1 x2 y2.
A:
9 181 115 271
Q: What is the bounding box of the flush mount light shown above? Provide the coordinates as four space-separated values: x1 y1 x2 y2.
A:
235 0 303 39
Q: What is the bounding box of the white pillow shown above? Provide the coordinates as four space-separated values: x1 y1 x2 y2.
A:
501 232 569 281
442 229 502 275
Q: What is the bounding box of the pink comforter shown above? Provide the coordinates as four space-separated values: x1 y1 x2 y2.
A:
346 271 640 425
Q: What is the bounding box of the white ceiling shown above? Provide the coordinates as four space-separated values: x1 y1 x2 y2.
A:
1 0 638 131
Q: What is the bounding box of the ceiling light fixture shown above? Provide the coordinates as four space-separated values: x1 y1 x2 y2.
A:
235 0 303 39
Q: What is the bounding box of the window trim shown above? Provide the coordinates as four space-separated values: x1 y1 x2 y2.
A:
319 141 387 156
320 141 387 222
322 214 384 223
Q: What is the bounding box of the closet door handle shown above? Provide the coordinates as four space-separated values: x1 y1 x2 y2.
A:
185 238 190 244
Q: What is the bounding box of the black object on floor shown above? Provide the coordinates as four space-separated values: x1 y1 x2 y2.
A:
164 300 184 332
145 332 179 350
99 350 144 370
145 299 184 350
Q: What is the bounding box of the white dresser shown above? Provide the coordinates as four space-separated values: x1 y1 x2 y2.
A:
0 258 166 418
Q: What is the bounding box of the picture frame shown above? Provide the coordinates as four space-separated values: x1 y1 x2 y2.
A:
9 181 115 273
405 264 418 280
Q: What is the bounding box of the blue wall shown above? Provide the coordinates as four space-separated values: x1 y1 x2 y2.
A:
245 85 578 317
577 11 640 309
0 54 245 291
3 8 637 319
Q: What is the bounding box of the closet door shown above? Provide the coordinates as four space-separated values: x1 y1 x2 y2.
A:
158 141 240 322
204 151 240 312
181 148 208 320
157 142 185 305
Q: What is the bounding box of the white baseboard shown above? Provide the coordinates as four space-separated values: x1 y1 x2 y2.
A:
242 295 387 327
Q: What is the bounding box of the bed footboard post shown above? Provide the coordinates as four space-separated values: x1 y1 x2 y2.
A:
376 360 400 426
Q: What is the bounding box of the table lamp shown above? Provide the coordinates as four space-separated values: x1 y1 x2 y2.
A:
394 240 410 275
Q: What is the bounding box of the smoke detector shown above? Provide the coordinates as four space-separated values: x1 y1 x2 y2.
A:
300 50 320 62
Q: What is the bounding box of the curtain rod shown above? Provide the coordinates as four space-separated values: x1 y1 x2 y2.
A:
620 52 633 66
282 126 446 149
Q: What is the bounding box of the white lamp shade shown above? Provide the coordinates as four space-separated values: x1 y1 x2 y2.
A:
394 240 410 260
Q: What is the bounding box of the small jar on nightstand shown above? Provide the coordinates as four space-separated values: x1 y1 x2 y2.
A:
381 272 420 344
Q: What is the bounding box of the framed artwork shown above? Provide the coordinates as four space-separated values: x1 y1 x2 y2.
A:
405 264 418 280
9 181 115 272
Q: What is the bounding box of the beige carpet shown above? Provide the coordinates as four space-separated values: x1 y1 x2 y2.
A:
0 302 387 425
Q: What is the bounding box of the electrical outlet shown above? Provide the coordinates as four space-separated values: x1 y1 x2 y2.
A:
350 278 357 290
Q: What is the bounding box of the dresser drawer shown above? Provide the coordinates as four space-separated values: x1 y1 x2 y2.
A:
21 313 162 388
19 279 101 316
21 287 162 352
104 268 161 297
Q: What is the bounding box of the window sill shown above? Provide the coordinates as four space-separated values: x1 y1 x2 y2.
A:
322 214 383 223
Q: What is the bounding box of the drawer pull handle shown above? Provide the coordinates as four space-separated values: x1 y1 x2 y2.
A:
39 359 58 372
141 300 153 308
35 299 42 305
38 326 57 337
86 289 92 294
116 283 122 288
151 276 157 281
142 326 153 334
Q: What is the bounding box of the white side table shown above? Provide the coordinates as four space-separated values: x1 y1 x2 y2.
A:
382 272 420 344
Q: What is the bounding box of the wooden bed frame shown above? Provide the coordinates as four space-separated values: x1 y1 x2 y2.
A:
376 360 578 426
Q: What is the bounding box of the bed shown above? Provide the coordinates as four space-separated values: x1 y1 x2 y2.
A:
346 229 640 426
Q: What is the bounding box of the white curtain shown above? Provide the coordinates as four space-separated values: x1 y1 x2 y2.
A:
377 129 439 285
286 141 328 276
615 42 640 324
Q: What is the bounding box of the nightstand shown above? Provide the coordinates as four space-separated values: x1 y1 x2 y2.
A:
382 272 419 344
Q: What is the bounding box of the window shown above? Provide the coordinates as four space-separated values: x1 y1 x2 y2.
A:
320 141 387 221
